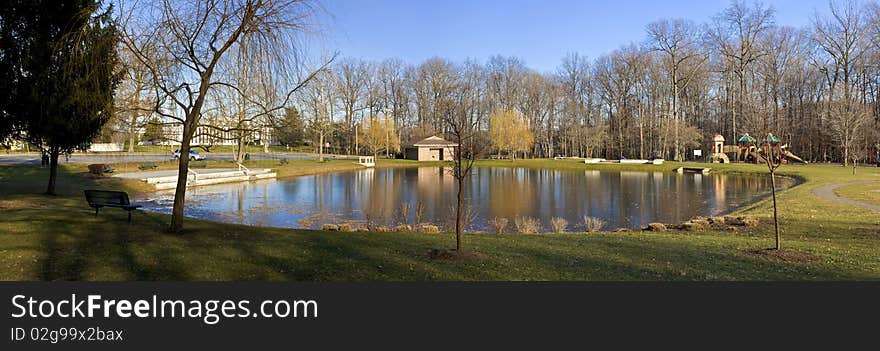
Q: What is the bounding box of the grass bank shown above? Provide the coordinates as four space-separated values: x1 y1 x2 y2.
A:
835 181 880 206
0 159 878 280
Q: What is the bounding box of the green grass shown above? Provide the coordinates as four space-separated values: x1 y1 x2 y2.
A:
835 181 880 206
0 159 878 281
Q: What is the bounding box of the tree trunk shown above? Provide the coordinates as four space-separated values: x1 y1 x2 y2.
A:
45 148 60 195
318 131 324 162
672 64 680 161
128 92 140 153
169 125 193 233
235 134 246 163
455 172 463 252
770 169 780 250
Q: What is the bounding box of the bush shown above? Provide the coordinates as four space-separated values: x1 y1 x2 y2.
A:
514 216 541 234
488 217 508 234
445 205 477 233
398 203 411 225
550 217 568 233
583 216 606 232
414 201 425 224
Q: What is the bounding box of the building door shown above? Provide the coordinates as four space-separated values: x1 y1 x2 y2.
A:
432 148 443 161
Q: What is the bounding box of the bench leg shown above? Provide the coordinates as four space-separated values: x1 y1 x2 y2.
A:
95 207 99 217
128 211 132 224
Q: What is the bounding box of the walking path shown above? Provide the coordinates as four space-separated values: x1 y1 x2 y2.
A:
812 181 880 211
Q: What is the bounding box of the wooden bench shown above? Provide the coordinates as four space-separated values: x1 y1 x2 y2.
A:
83 190 142 223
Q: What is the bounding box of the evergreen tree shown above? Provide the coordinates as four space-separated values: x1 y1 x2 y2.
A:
275 107 307 147
1 0 120 194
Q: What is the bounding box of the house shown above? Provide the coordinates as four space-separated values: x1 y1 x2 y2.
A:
405 136 458 161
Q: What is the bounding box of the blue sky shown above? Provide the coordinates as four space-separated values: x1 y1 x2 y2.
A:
317 0 834 72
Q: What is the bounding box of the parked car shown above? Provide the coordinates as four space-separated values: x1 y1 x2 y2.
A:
172 149 206 160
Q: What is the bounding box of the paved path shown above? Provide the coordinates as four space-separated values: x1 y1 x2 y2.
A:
812 181 880 211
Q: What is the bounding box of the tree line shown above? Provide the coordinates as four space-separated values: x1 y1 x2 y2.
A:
293 0 879 165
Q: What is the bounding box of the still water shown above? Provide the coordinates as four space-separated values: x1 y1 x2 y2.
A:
141 167 794 231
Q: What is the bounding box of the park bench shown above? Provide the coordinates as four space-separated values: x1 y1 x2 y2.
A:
138 162 158 170
83 190 142 223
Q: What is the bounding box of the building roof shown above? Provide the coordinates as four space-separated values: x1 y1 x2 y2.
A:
738 133 757 143
412 136 458 147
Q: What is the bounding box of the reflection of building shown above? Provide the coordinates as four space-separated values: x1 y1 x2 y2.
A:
417 167 454 190
405 136 457 161
713 174 726 209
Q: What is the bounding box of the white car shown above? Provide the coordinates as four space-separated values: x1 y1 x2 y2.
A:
172 149 206 160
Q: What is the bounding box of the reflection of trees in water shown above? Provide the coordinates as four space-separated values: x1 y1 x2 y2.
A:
169 167 793 231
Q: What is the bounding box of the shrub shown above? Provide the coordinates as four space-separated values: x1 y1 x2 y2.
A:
488 217 508 234
414 201 425 224
583 216 606 232
514 216 541 234
445 204 477 233
398 203 411 224
550 217 568 233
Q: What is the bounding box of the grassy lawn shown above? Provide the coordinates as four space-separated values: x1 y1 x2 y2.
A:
0 159 878 281
835 181 880 206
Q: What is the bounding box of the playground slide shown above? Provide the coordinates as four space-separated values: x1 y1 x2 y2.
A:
746 149 807 164
782 150 807 164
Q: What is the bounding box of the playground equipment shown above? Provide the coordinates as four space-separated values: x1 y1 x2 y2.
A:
734 133 807 164
710 134 730 163
735 133 758 163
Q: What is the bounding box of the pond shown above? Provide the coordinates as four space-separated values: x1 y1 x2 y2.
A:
140 167 795 232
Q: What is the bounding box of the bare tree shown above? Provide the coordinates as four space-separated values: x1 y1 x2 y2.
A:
709 0 775 141
119 0 329 232
757 133 784 250
814 0 870 166
441 65 487 252
647 18 708 160
117 44 158 152
334 58 369 154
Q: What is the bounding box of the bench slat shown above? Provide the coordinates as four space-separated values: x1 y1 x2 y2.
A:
84 190 131 206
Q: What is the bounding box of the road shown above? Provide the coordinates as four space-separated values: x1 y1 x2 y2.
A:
0 152 320 165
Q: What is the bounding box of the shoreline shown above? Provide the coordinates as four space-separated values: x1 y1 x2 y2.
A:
1 159 878 280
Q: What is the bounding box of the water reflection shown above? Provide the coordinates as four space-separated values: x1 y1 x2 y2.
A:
140 167 793 231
